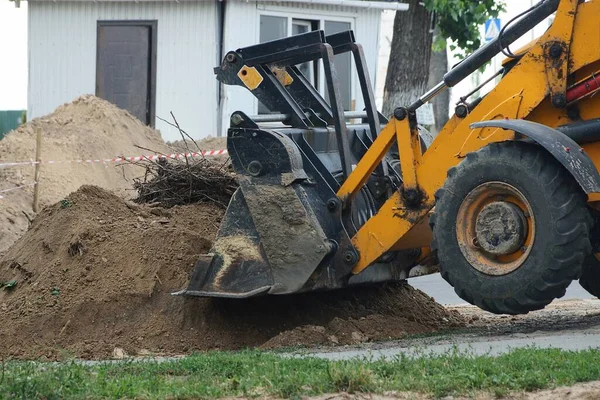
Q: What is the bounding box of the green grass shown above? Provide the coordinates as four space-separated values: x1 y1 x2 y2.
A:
1 348 600 399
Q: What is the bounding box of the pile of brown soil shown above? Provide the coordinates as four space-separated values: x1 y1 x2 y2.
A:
168 136 229 164
168 136 226 153
0 186 463 360
0 95 171 254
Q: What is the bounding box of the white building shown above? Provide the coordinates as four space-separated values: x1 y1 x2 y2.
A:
26 0 408 141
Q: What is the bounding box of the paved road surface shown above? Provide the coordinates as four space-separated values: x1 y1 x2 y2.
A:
307 326 600 360
409 272 593 305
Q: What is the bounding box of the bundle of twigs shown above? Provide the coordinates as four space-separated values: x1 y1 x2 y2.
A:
133 157 237 208
132 112 237 208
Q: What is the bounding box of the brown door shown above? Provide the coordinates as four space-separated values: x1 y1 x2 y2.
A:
96 21 156 125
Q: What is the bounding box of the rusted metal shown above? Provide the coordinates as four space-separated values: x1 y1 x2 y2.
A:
475 202 527 256
455 182 535 276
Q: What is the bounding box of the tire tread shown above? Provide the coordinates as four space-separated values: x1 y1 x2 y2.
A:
430 142 592 314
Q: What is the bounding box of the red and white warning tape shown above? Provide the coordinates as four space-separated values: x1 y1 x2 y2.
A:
0 150 228 169
0 182 38 199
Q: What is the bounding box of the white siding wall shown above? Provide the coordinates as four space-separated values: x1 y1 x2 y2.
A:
220 1 382 134
28 1 218 141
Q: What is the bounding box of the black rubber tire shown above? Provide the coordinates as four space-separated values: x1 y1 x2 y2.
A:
430 141 592 315
580 256 600 298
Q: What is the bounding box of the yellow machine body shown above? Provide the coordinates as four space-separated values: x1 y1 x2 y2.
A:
342 0 600 273
179 0 600 314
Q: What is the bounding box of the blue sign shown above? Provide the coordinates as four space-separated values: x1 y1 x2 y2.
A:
484 18 502 42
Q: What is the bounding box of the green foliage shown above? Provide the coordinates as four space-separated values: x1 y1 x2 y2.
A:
2 348 600 399
425 0 505 57
59 199 73 209
1 280 17 291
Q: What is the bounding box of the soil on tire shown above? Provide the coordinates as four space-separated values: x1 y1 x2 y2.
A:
431 141 592 315
0 186 464 360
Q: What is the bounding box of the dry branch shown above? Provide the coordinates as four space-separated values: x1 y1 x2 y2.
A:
133 133 236 208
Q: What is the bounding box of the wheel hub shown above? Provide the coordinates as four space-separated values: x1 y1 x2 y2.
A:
455 182 535 276
475 201 527 256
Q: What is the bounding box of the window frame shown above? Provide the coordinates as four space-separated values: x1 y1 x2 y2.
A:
291 19 316 85
256 10 356 113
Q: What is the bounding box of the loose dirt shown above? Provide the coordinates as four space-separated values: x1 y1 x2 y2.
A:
169 136 226 153
0 96 228 256
168 136 229 164
308 381 600 399
0 95 172 255
0 186 463 360
450 299 600 334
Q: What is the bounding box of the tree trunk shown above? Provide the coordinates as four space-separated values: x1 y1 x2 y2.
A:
382 1 433 117
428 26 450 135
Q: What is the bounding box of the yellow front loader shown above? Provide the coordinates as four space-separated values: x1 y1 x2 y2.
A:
176 0 600 314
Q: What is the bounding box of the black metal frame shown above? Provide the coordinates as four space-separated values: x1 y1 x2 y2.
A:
96 20 158 127
215 29 385 179
176 29 420 298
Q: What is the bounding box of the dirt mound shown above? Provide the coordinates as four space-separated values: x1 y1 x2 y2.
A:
168 136 229 164
261 285 461 348
0 95 171 254
0 186 463 360
168 136 226 153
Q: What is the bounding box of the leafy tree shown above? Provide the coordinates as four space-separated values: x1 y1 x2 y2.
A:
382 0 505 128
430 0 504 57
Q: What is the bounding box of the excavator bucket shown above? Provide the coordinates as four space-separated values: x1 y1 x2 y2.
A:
174 30 428 298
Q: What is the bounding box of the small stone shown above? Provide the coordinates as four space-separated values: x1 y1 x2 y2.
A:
112 347 127 360
350 331 367 344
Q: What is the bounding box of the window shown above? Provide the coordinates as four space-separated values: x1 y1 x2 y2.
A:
260 15 287 43
324 21 352 112
292 20 316 85
258 15 288 114
258 14 354 114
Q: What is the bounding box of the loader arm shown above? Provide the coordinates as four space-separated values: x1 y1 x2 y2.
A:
341 0 600 273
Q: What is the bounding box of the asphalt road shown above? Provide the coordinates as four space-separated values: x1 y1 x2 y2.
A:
408 272 593 306
307 326 600 360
